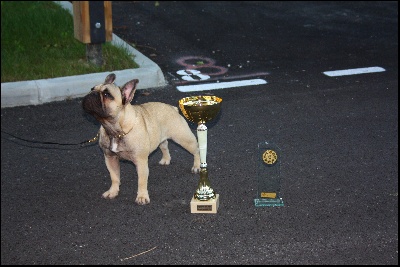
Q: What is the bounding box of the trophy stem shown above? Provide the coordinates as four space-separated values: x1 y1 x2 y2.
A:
195 123 216 201
197 123 208 168
194 168 216 200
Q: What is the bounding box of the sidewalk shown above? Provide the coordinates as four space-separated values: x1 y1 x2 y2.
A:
0 1 167 108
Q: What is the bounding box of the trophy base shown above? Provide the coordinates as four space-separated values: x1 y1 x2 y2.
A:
190 194 220 214
254 197 284 207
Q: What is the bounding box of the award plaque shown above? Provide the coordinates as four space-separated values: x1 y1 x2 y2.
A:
178 96 222 214
254 141 284 207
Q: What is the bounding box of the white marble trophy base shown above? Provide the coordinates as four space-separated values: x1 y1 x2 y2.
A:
190 194 220 214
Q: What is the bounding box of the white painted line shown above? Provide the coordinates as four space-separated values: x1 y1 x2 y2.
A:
323 66 385 77
176 79 267 92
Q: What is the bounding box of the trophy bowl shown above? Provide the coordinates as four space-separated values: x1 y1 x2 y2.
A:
178 96 222 125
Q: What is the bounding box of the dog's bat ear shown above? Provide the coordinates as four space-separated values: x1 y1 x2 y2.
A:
121 79 139 105
105 73 116 84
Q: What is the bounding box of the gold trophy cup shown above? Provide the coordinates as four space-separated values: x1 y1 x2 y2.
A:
178 95 222 214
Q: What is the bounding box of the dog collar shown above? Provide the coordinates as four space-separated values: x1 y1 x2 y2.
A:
114 132 128 138
112 126 134 139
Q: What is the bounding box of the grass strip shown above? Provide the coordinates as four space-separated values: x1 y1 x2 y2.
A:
1 1 139 83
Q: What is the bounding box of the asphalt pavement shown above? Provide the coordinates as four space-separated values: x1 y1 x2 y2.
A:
1 1 398 265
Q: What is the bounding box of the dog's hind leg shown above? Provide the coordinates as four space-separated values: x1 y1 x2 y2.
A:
172 133 201 174
158 139 171 165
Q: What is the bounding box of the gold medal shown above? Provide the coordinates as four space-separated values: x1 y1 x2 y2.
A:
262 149 277 165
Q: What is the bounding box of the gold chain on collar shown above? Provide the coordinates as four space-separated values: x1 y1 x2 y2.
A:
109 126 134 139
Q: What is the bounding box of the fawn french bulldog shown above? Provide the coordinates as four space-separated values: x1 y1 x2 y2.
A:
82 73 200 205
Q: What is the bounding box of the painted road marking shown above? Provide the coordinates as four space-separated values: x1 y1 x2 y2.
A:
176 69 211 81
176 79 267 92
323 66 385 77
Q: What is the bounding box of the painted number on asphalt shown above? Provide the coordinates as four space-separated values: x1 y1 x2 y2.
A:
176 69 210 81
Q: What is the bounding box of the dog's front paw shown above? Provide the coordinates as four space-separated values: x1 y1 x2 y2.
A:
135 192 150 205
102 188 119 199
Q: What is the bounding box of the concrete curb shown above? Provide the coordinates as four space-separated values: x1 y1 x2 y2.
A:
1 1 167 108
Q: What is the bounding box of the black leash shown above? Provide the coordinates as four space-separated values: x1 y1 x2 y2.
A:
1 130 99 150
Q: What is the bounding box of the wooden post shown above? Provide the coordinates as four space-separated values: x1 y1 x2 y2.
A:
73 1 112 66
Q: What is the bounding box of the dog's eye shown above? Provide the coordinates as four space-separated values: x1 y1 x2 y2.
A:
102 90 114 100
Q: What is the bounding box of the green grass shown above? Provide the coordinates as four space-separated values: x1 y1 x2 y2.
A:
1 1 139 83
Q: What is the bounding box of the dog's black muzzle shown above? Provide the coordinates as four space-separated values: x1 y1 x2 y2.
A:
82 91 108 120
